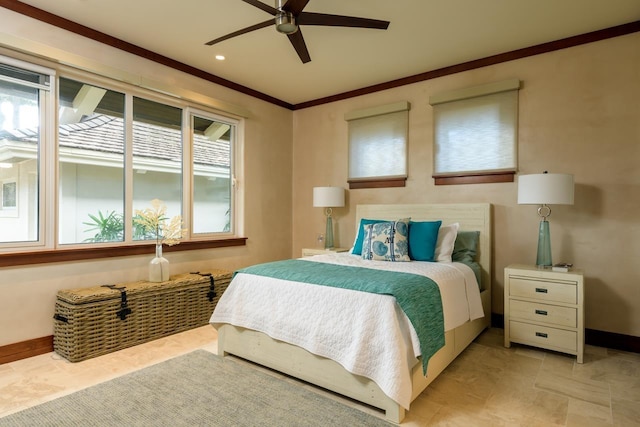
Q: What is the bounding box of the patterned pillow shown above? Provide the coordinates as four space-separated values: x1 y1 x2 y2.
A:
350 218 387 255
361 218 411 262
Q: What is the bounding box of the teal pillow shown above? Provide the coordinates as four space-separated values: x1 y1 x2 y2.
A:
361 218 411 262
452 231 480 263
408 220 442 261
351 218 387 255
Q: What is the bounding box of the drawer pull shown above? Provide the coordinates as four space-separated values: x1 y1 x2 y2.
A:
536 332 548 338
535 288 548 293
535 309 548 316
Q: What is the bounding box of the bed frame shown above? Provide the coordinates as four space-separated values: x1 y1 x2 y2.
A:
216 203 492 423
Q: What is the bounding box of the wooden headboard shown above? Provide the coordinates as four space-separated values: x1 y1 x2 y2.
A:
355 203 492 302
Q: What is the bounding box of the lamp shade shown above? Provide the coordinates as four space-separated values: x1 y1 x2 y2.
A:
313 187 345 208
517 173 574 205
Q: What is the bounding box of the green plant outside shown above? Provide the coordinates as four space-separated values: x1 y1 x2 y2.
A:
83 210 155 242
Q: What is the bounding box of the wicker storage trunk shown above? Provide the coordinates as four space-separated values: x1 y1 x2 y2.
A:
53 270 232 362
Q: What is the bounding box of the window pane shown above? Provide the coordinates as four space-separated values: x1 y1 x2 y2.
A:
0 76 41 243
0 63 50 88
434 90 517 175
2 181 17 208
58 78 126 244
132 97 182 240
348 110 407 180
192 115 232 234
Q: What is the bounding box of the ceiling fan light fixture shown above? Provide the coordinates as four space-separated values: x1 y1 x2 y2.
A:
275 12 297 34
205 0 390 64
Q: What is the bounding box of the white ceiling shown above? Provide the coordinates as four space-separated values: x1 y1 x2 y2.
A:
14 0 640 106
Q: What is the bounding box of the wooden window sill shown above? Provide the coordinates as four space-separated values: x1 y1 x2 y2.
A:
0 238 247 268
434 171 514 185
348 177 406 189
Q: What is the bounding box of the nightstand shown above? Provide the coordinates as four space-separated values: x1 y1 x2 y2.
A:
504 264 584 363
301 247 350 257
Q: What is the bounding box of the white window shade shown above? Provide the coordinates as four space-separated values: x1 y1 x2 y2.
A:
431 80 519 177
346 101 409 181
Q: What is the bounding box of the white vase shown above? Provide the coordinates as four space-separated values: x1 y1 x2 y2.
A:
149 243 169 282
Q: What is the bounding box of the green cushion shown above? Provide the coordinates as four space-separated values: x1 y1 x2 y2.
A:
452 230 480 263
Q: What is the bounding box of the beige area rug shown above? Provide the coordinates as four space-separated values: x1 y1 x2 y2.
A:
0 350 392 426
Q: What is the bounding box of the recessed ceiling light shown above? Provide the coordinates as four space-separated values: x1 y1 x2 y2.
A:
215 55 225 61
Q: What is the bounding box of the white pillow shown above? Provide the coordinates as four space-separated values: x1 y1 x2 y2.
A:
434 223 459 262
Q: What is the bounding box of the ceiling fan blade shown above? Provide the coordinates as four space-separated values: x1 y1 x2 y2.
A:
241 0 278 15
298 12 390 30
205 20 273 45
281 0 310 15
287 30 311 63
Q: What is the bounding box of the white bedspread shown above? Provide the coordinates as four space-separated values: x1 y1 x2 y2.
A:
210 253 484 409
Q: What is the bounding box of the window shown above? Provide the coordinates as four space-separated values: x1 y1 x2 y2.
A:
58 77 126 244
345 101 410 189
0 57 53 244
430 79 520 185
191 113 233 234
0 54 241 256
132 97 183 241
2 180 17 209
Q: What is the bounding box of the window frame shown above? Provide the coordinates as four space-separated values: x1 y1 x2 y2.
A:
0 55 245 260
187 107 238 240
0 54 56 251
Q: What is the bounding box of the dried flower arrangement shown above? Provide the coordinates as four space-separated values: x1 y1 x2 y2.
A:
133 199 186 246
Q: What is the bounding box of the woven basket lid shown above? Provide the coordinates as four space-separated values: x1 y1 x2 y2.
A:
56 271 231 304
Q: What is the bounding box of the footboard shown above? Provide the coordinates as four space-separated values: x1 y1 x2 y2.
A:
216 305 488 423
217 323 407 422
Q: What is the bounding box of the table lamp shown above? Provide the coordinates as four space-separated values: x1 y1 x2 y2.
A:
517 172 574 268
313 186 345 249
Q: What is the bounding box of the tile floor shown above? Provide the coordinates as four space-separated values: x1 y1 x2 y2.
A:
0 327 638 426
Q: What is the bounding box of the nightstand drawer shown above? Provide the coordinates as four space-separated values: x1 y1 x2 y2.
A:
510 320 577 353
509 277 576 304
509 300 577 328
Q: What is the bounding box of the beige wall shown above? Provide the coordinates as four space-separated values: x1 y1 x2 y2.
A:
292 33 640 337
0 10 293 346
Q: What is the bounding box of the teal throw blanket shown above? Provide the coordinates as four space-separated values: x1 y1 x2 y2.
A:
236 259 445 374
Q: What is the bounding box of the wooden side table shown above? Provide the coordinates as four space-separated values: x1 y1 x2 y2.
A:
301 247 350 257
504 264 584 363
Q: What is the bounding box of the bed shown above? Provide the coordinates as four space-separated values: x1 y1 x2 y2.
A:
211 203 492 423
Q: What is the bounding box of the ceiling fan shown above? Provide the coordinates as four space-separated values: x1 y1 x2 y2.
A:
205 0 390 64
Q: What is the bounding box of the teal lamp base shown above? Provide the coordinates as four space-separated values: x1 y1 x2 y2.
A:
536 219 552 268
325 213 334 249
